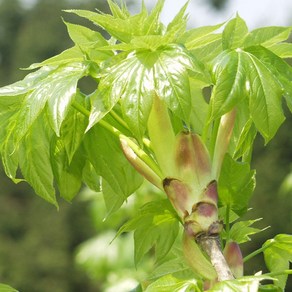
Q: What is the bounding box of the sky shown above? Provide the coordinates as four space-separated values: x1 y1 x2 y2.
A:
140 0 292 28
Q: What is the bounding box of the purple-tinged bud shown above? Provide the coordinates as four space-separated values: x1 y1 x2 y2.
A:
175 132 212 188
223 241 244 278
185 202 218 235
163 178 193 218
201 180 218 204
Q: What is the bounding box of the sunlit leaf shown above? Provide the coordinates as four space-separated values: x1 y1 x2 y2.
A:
88 44 197 140
228 219 267 244
145 274 201 292
0 283 18 292
222 14 248 50
268 42 292 58
209 274 272 291
244 26 292 48
241 50 285 142
210 49 247 120
263 234 292 290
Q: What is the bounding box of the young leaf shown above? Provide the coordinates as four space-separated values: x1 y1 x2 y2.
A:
268 42 292 58
210 49 247 120
241 50 285 143
229 219 267 244
117 200 179 266
154 44 195 124
209 274 272 291
64 21 108 47
59 93 88 162
263 234 292 290
83 125 143 213
88 44 196 140
19 115 57 206
2 62 87 141
222 14 248 50
243 26 292 48
0 283 18 292
244 46 292 109
145 274 201 292
218 154 255 215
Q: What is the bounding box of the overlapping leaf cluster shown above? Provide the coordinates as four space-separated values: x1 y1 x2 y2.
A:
0 0 292 289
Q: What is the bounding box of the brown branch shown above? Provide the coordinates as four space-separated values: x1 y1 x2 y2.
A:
197 234 234 281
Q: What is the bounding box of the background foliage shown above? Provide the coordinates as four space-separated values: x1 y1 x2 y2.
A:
0 0 291 291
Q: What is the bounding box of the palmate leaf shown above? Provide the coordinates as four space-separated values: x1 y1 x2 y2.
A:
263 234 292 289
66 0 165 44
117 199 179 266
0 62 87 142
88 44 198 140
211 47 285 143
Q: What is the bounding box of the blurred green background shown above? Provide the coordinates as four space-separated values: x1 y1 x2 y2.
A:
0 0 291 291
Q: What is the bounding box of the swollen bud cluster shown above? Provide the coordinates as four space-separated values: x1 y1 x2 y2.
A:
120 96 241 281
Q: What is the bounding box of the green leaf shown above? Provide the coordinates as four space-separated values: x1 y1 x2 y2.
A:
241 50 285 142
210 50 247 120
149 256 191 281
154 44 195 124
145 274 201 292
243 26 292 48
229 219 267 244
0 283 18 292
117 199 179 266
26 47 84 70
107 0 130 19
59 94 88 162
209 274 272 291
82 160 101 192
180 22 223 50
263 234 292 289
218 154 255 215
19 115 57 206
88 44 196 140
64 21 108 47
4 63 87 142
66 0 165 44
222 14 248 50
83 125 143 214
244 46 292 110
50 138 84 201
165 1 189 41
268 42 292 58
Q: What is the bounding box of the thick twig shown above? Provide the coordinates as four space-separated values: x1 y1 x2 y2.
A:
197 234 234 281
